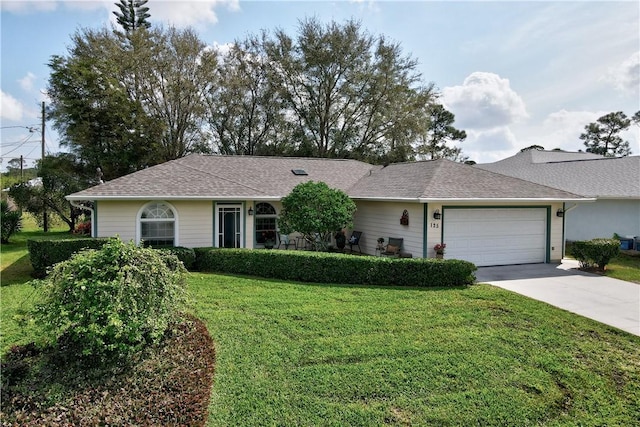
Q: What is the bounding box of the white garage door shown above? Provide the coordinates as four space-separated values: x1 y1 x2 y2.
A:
443 208 547 267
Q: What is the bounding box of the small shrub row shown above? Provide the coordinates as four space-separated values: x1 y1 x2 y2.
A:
193 248 477 287
27 238 197 277
571 238 620 270
27 237 110 278
154 246 196 270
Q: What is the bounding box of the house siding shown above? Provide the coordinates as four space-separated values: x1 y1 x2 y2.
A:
565 200 640 241
352 201 424 256
96 200 215 248
96 201 139 243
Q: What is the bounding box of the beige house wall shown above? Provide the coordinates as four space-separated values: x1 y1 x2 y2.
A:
96 200 215 248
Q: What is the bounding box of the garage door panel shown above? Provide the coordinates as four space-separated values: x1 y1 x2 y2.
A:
444 208 546 267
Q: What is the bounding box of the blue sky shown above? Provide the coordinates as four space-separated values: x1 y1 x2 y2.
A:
1 0 639 170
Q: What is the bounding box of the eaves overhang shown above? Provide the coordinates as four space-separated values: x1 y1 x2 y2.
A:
65 195 281 201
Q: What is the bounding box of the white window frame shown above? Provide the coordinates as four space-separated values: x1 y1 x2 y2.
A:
136 201 179 246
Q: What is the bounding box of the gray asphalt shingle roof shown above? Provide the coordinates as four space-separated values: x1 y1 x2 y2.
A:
476 151 640 198
67 155 375 200
347 159 586 200
67 154 587 202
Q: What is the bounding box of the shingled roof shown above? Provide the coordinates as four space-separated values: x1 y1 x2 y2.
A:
66 154 588 202
346 159 587 201
66 154 375 200
476 151 640 198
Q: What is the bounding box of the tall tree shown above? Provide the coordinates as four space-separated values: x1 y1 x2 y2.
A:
415 104 467 161
113 0 151 33
47 28 162 180
47 22 216 179
136 27 218 160
580 111 633 157
206 33 289 156
264 18 435 160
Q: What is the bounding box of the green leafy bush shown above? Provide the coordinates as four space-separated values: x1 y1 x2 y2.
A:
571 238 620 270
1 200 21 243
27 237 110 278
31 239 188 362
154 246 196 270
194 249 476 287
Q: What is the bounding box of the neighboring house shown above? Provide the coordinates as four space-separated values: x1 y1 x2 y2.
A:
476 150 640 243
66 154 589 267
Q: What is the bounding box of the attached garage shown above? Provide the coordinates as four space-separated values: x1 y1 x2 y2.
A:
443 208 548 267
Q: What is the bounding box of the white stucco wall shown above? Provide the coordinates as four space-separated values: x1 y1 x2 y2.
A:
565 199 640 242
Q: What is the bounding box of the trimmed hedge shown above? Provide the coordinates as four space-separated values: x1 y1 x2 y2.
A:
571 238 620 270
194 248 477 287
27 238 111 278
28 239 197 277
155 246 196 270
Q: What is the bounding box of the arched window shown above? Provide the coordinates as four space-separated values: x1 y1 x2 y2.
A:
254 202 277 244
139 202 176 247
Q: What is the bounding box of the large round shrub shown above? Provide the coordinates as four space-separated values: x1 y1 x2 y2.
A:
33 238 188 360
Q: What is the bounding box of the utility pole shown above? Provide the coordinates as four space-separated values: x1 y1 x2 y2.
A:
42 101 48 232
20 155 24 182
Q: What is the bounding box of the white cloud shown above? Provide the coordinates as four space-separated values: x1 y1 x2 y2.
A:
441 72 528 130
461 127 518 163
3 1 240 28
604 51 640 95
0 91 25 121
107 0 240 29
18 72 37 92
0 1 57 13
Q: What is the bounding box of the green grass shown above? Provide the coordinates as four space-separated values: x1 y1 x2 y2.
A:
189 274 640 426
604 252 640 283
2 228 640 425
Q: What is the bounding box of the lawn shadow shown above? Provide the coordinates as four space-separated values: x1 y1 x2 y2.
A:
1 253 34 286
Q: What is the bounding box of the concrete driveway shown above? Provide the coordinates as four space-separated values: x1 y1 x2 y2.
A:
475 260 640 336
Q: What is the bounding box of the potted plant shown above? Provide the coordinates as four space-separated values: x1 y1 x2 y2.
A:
335 230 346 250
262 230 276 249
377 237 385 250
434 242 446 259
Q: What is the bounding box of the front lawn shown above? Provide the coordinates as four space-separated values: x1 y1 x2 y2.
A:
2 228 639 425
190 273 640 426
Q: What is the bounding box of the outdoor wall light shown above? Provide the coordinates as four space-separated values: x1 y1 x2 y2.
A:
248 206 254 216
433 209 441 220
556 208 564 217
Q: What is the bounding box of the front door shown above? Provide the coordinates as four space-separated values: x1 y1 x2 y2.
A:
217 204 242 248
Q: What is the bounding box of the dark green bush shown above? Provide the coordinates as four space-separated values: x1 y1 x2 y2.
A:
1 200 21 243
154 246 196 270
571 238 620 270
27 237 110 278
194 249 476 287
31 239 188 362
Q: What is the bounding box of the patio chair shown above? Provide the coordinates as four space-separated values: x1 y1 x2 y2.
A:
278 232 297 250
381 237 403 257
348 231 362 253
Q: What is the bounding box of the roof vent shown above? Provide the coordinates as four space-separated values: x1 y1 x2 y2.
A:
291 169 308 176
